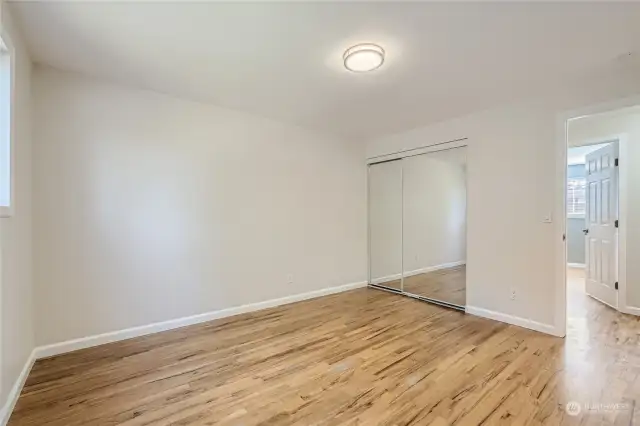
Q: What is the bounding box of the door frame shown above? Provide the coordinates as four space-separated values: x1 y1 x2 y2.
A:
555 97 639 338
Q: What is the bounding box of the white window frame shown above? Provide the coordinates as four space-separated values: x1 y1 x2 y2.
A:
566 175 586 219
0 27 14 218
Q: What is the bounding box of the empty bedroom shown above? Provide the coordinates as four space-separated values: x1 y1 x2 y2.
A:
0 1 639 425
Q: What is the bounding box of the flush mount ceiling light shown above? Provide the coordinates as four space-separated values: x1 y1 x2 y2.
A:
343 43 385 72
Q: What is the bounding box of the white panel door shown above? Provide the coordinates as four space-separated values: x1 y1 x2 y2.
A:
584 142 618 309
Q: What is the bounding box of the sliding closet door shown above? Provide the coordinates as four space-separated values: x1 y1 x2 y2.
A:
369 160 403 291
402 148 467 307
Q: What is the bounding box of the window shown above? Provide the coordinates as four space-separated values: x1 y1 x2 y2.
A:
567 177 586 218
0 32 12 217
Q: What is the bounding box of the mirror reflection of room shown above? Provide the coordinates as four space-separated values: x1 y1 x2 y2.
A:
402 148 467 307
368 159 403 291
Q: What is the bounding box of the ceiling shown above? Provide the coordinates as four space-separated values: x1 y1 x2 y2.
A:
10 2 640 139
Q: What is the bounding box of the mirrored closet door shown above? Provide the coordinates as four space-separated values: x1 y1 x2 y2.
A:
368 159 403 291
402 148 467 308
368 145 467 309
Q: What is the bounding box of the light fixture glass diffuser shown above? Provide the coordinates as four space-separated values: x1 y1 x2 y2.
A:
343 43 385 72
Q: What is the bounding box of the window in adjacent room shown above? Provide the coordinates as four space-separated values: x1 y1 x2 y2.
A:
0 32 12 217
567 176 586 218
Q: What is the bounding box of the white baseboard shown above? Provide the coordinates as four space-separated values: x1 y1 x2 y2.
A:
567 263 585 269
622 305 640 316
35 280 367 359
405 261 466 278
0 349 36 426
466 306 560 337
370 261 466 285
370 273 402 285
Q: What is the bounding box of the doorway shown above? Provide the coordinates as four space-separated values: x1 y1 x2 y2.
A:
566 140 619 322
563 105 639 335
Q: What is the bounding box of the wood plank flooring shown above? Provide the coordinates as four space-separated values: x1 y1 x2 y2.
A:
402 265 466 306
8 269 640 425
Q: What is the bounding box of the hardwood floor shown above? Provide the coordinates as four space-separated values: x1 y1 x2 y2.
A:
9 270 640 425
403 265 466 306
372 265 466 307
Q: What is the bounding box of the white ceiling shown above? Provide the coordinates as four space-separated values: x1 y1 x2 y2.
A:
10 2 640 139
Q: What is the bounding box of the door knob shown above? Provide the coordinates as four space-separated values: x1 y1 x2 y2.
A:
583 229 589 235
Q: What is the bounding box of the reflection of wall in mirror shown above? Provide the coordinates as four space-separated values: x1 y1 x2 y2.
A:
369 160 403 282
403 148 467 275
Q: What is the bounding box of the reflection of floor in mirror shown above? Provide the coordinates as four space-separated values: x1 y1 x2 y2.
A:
402 265 466 306
374 278 402 290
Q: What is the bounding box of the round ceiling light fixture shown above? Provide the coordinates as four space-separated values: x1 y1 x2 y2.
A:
343 43 385 72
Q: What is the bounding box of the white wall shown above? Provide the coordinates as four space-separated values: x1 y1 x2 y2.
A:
568 108 640 310
0 3 34 417
32 67 367 346
366 69 640 331
402 148 467 273
567 106 640 147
